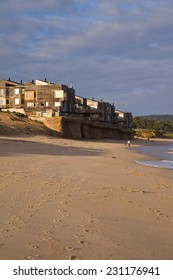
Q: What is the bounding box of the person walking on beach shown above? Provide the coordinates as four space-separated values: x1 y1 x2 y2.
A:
127 140 131 147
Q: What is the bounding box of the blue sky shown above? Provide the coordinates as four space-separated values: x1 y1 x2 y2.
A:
0 0 173 115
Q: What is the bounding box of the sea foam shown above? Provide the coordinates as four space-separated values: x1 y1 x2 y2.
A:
135 144 173 170
136 160 173 169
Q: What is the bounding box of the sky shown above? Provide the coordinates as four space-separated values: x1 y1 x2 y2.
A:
0 0 173 116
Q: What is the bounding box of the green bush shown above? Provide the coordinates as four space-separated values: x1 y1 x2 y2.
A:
12 111 26 118
163 132 173 139
135 129 153 138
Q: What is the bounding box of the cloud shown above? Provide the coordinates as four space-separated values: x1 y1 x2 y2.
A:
0 0 173 115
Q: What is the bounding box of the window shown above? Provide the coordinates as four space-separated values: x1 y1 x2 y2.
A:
54 90 64 98
25 91 36 98
27 102 34 107
0 99 6 105
27 92 31 98
0 89 5 95
15 98 20 105
46 102 49 107
54 102 61 107
15 88 19 94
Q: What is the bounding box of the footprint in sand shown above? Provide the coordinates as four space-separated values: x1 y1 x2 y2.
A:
64 246 75 251
117 198 132 204
27 243 39 249
83 229 90 233
72 234 79 238
52 219 62 223
27 204 34 209
3 234 13 239
145 208 168 218
41 236 55 241
78 240 89 246
60 201 68 205
102 186 110 190
155 183 171 189
42 228 51 234
85 191 96 195
58 209 67 213
83 217 95 224
24 255 40 260
53 224 59 228
67 255 80 260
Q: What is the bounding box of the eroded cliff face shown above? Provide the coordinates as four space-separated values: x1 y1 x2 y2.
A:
44 116 134 140
0 112 55 136
0 113 134 140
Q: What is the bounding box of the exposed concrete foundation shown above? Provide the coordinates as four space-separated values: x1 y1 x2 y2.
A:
44 117 134 140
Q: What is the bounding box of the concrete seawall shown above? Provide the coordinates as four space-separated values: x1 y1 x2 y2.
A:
44 116 134 140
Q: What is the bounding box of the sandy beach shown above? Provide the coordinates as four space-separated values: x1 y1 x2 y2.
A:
0 135 173 260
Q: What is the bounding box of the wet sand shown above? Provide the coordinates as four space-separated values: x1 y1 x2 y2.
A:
0 136 173 260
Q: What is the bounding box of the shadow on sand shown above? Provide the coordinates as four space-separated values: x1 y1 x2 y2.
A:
0 138 104 157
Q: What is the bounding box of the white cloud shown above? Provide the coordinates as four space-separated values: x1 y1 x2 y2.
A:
0 0 173 115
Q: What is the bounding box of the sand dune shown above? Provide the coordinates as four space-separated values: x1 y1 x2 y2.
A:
0 136 173 260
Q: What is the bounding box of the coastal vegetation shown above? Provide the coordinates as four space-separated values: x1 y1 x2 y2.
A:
133 115 173 139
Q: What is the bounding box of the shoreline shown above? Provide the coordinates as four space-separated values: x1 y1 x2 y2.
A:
131 138 173 170
0 135 173 260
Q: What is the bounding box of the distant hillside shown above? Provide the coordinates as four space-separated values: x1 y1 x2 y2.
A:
139 115 173 121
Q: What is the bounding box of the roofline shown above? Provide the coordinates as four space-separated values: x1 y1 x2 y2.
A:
0 79 24 85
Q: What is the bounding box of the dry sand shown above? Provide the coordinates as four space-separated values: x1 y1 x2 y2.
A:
0 135 173 260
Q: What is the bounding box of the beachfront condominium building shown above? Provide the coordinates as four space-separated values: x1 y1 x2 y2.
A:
115 110 133 129
0 78 133 129
0 78 24 109
24 79 75 116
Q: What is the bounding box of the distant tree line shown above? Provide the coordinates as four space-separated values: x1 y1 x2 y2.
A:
137 114 173 121
132 115 173 138
133 117 173 132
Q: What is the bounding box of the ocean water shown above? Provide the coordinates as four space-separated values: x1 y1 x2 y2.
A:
135 144 173 170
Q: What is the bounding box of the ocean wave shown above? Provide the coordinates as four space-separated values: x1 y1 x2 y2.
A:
162 160 173 163
135 160 173 169
135 144 173 170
